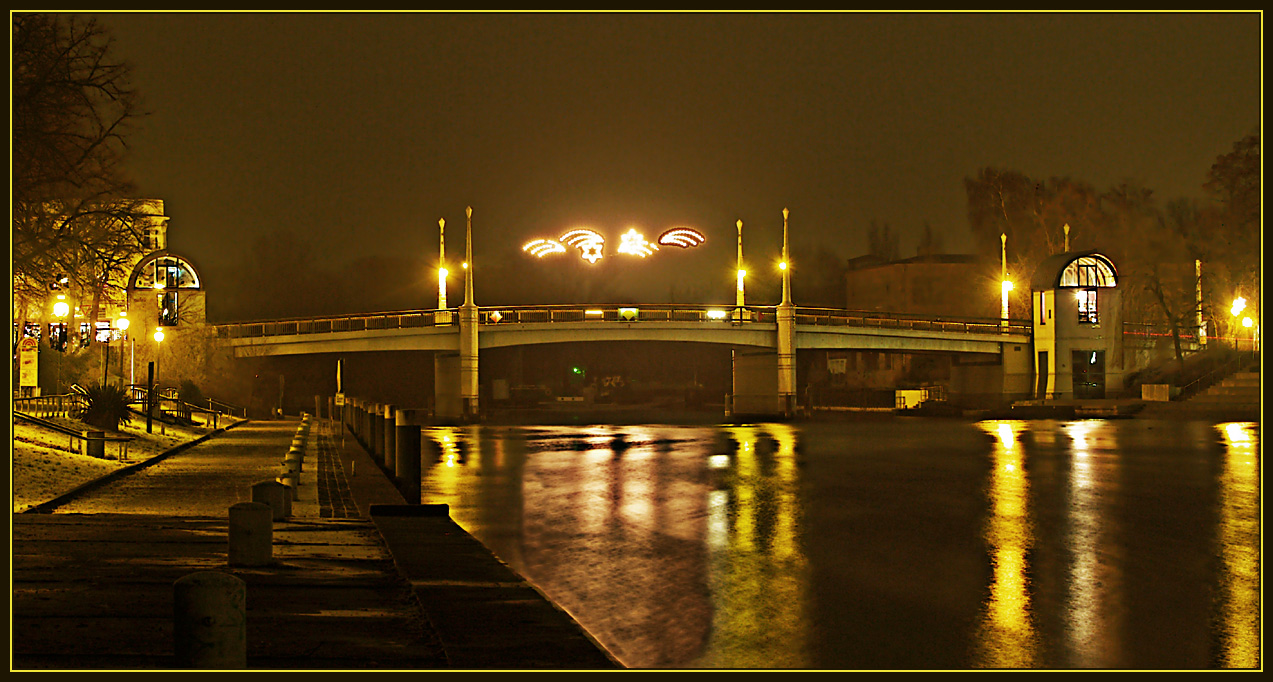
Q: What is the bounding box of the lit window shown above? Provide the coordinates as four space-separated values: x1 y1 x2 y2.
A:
1060 256 1116 287
159 291 179 327
1077 289 1098 324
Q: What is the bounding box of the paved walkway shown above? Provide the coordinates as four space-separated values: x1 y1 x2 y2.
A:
11 417 617 670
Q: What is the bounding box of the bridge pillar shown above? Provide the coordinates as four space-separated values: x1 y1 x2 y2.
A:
776 302 797 417
382 403 396 473
459 303 480 420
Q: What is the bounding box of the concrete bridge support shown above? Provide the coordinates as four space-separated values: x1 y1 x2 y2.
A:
459 303 480 420
776 302 797 417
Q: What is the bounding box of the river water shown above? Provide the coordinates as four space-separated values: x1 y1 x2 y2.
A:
417 417 1260 670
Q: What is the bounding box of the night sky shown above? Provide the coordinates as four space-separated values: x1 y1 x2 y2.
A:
85 11 1260 312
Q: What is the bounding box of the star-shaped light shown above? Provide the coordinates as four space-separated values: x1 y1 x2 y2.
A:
617 228 658 257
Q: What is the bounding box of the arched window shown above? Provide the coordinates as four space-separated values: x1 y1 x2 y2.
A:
133 255 201 290
1058 256 1116 288
128 252 203 327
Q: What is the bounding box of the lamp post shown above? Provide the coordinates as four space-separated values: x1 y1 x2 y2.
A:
153 327 165 421
1231 296 1247 350
438 218 448 310
115 314 130 388
1000 233 1011 328
53 296 69 394
735 219 746 318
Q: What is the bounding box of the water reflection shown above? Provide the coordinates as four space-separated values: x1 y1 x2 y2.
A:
1215 422 1260 669
417 419 1260 669
973 420 1039 668
1061 420 1122 668
697 424 807 668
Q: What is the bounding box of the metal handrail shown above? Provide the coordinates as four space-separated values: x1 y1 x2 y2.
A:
213 303 1034 338
11 393 90 419
1175 355 1245 402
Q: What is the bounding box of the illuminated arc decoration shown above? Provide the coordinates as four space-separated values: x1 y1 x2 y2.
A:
657 227 706 248
522 225 707 264
617 228 658 257
523 238 567 258
560 228 606 264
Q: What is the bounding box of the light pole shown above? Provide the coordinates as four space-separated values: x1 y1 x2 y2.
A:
153 327 165 420
438 217 448 310
1231 296 1247 350
115 314 130 388
735 219 746 317
1000 233 1012 328
53 296 69 394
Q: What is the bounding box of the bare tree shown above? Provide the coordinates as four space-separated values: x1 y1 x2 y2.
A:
12 14 147 345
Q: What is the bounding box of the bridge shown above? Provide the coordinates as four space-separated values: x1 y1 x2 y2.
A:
213 303 1033 420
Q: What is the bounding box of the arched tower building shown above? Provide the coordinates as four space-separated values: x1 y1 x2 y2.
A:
1031 250 1123 399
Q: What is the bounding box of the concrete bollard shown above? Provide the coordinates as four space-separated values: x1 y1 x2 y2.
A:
174 571 247 669
279 481 296 507
283 457 302 475
370 403 384 463
228 502 273 567
251 480 289 520
383 403 397 473
395 410 421 504
278 470 299 497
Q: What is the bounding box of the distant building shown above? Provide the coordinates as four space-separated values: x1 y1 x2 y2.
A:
808 254 1004 403
844 253 998 319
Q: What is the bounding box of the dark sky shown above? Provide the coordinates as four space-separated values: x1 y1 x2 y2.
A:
86 11 1260 309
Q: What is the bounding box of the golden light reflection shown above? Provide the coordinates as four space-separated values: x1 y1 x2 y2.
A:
1215 422 1260 668
1061 420 1119 668
698 424 807 667
974 420 1039 668
423 426 465 506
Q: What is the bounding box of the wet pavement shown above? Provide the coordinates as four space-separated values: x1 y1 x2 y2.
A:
11 418 618 670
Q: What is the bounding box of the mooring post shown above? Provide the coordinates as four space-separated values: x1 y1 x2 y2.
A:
228 502 273 567
174 571 247 669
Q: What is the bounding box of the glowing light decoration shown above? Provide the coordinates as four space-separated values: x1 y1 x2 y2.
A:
657 227 706 248
523 238 566 258
560 229 606 264
617 228 658 257
523 225 706 264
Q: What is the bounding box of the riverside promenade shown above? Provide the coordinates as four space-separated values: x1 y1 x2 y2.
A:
11 417 619 670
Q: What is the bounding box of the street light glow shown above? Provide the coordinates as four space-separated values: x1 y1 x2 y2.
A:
116 315 130 332
53 300 69 318
154 328 165 343
1232 297 1247 316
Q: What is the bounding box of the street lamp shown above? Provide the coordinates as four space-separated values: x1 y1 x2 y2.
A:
1231 297 1247 349
1000 233 1010 327
53 296 69 393
151 327 164 428
115 314 130 388
736 219 745 303
438 218 448 310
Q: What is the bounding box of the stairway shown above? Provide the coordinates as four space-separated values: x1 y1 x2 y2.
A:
1185 372 1262 411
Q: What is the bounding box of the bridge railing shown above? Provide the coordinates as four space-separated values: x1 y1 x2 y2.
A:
215 309 454 339
477 304 770 324
793 307 1031 335
213 304 1032 338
